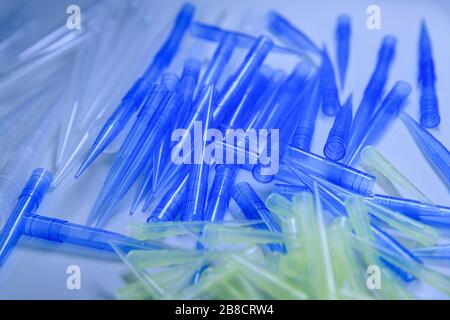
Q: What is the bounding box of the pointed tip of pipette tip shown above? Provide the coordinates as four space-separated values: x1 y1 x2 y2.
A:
420 19 428 33
77 155 99 179
74 165 87 179
400 111 414 124
400 112 425 140
75 147 103 178
402 111 440 138
129 202 140 216
419 21 432 48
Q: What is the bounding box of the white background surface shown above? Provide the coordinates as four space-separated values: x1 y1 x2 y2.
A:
0 0 449 299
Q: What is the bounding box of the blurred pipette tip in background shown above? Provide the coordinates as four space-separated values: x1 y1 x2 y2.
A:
0 1 449 301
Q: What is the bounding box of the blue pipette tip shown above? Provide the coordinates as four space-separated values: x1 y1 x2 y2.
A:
22 213 160 252
419 20 432 59
400 111 449 190
214 35 273 125
0 168 53 266
335 14 351 90
204 165 237 222
74 166 86 179
291 71 321 152
75 79 154 180
418 20 440 129
400 112 422 133
145 172 188 222
76 4 195 179
320 45 341 116
181 85 214 222
267 10 320 56
129 201 140 216
74 142 104 179
324 94 352 161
